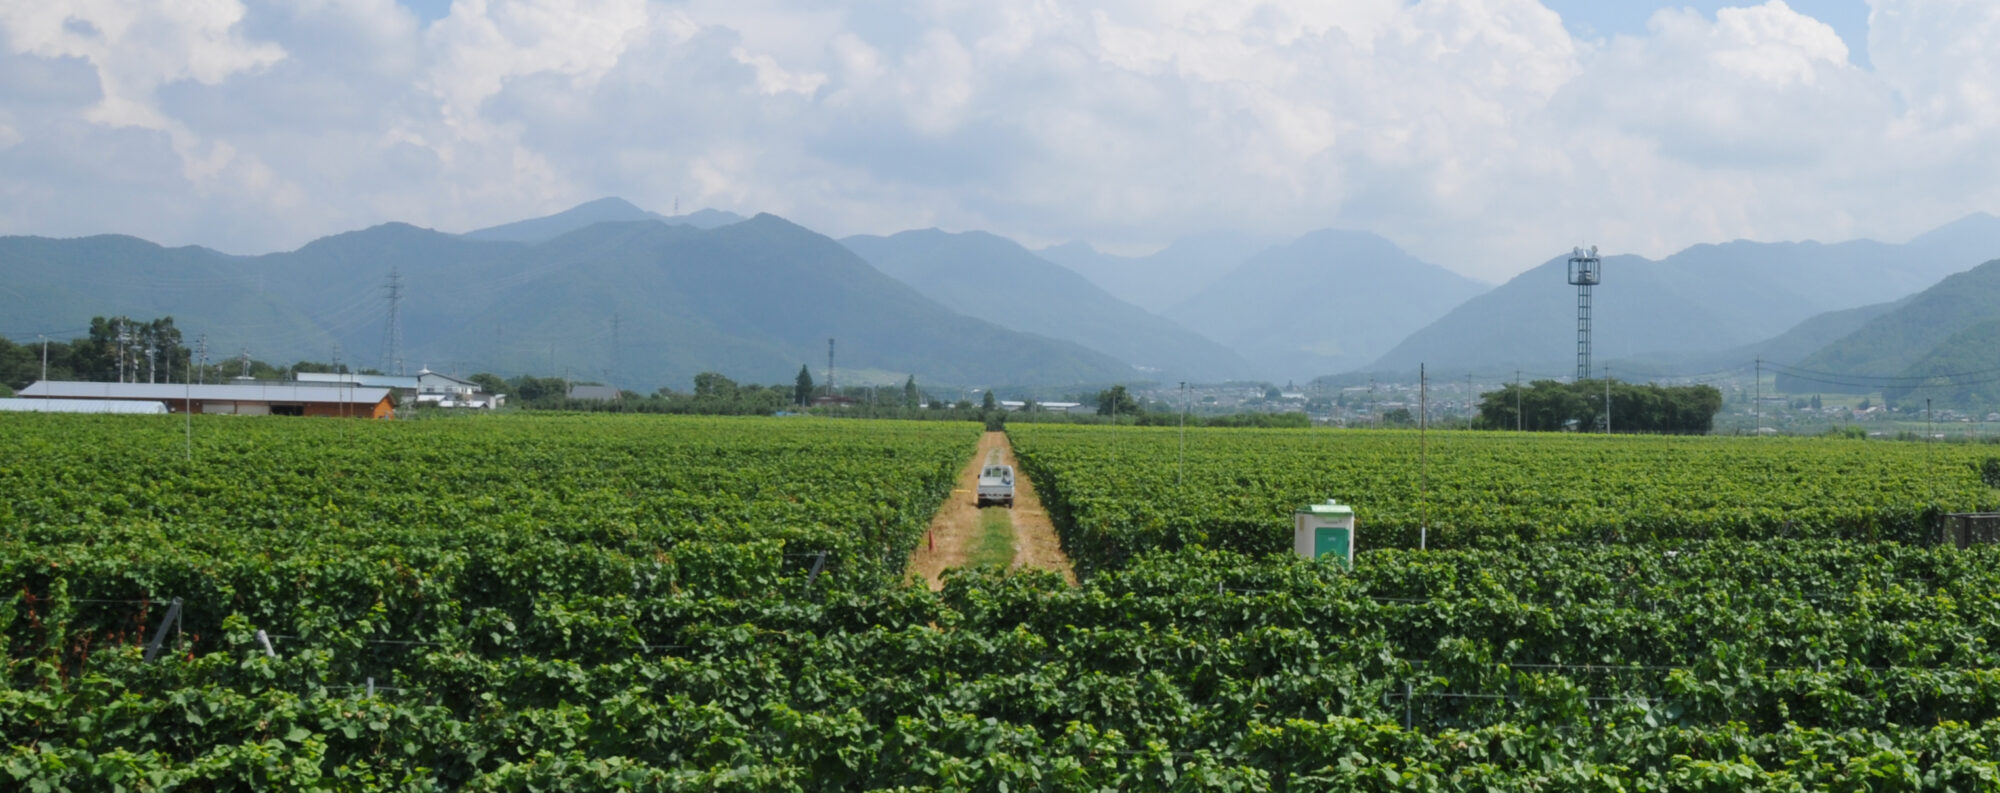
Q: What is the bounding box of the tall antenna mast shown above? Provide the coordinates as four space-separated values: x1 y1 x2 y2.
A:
380 267 405 375
826 337 836 396
1566 246 1602 381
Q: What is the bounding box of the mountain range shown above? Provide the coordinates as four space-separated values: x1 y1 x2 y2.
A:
1366 214 2000 378
1779 257 2000 402
1038 231 1275 314
7 197 2000 397
1164 229 1488 379
0 207 1134 390
462 197 745 243
840 229 1253 382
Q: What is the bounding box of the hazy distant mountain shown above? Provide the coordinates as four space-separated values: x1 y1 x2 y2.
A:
1370 215 2000 377
1734 300 1907 367
0 214 1134 389
0 233 331 354
1038 231 1273 313
1584 299 1908 383
1162 229 1487 381
843 229 1252 382
1780 258 2000 395
1880 318 2000 407
462 197 746 244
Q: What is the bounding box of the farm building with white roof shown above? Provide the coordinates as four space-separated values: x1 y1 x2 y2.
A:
0 398 169 414
18 381 395 419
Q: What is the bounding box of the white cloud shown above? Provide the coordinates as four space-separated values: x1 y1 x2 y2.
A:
0 0 289 212
731 46 826 95
0 0 1997 282
0 1 284 128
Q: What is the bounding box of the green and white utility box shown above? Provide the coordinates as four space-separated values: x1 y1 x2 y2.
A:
1294 500 1355 568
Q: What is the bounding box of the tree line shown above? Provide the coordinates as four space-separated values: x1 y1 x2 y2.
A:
1476 379 1723 434
0 315 446 397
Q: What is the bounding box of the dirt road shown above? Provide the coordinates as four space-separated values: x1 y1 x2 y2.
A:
907 431 1076 590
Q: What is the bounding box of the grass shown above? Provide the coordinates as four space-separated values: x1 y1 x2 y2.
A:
966 507 1016 568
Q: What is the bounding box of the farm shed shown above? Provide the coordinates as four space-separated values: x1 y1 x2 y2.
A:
0 398 168 414
17 381 395 419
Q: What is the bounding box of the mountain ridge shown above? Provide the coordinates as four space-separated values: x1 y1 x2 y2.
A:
842 228 1253 382
1367 221 2000 378
1166 228 1488 381
462 197 747 244
0 209 1135 390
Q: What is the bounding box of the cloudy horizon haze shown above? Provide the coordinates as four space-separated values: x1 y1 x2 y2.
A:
2 0 1996 281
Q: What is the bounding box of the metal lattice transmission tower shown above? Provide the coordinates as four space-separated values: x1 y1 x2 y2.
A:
1566 246 1602 381
379 268 405 375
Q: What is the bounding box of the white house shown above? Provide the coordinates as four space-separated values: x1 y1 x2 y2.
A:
416 369 480 398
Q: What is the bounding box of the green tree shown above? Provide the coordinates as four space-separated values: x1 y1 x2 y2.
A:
694 372 739 401
981 390 997 411
469 373 510 395
291 360 348 375
511 375 570 402
1477 379 1721 434
69 316 188 383
903 375 919 409
1096 385 1140 417
794 365 814 406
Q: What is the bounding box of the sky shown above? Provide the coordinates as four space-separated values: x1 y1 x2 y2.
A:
1 0 1995 282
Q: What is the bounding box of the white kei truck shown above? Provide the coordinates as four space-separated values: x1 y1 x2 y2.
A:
976 464 1015 507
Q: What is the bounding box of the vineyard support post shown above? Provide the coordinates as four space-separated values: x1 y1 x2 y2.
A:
1420 364 1428 549
255 629 276 658
804 550 827 594
1178 381 1187 488
1404 682 1413 730
143 597 184 662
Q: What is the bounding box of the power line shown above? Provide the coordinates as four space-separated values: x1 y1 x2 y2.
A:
1770 361 2000 389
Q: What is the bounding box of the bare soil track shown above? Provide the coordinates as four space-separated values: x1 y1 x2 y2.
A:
907 431 1076 590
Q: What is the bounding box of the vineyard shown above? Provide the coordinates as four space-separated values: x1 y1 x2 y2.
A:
1009 424 1998 573
5 415 2000 789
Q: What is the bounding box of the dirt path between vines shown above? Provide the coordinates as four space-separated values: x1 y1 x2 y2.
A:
907 430 1076 590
